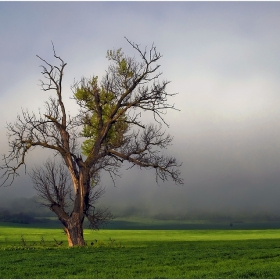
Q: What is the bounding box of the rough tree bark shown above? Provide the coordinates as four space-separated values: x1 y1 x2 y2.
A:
1 39 183 246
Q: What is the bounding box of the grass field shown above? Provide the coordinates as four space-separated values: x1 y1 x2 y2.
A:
1 222 280 278
107 216 280 230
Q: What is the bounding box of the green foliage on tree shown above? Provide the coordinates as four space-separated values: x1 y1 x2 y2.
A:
74 48 137 156
75 85 128 155
75 81 128 156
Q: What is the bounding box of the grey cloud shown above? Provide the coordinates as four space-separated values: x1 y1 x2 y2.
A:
1 2 280 219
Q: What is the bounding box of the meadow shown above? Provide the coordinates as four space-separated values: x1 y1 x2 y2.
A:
1 222 280 278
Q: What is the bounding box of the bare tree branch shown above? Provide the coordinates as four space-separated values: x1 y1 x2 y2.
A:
1 39 183 246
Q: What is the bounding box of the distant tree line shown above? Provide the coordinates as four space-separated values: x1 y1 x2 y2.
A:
0 207 50 224
0 196 56 217
2 195 280 225
111 205 280 223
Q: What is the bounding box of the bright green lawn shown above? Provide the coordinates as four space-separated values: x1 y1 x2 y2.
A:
1 223 280 278
1 222 280 245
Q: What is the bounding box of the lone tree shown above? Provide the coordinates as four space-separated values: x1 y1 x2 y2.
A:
1 38 183 246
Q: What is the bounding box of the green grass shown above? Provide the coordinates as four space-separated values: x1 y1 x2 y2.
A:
1 223 280 278
107 216 280 230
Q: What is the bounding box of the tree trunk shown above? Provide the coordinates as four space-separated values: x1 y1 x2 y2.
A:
64 213 86 247
52 166 90 247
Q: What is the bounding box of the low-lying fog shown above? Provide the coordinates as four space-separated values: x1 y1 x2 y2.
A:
1 2 280 222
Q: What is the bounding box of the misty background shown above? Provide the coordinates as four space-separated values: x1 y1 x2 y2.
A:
1 2 280 222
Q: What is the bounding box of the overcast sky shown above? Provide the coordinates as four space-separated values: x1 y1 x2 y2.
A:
1 2 280 217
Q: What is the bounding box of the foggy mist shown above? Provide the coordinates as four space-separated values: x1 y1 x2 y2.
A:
1 2 280 221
